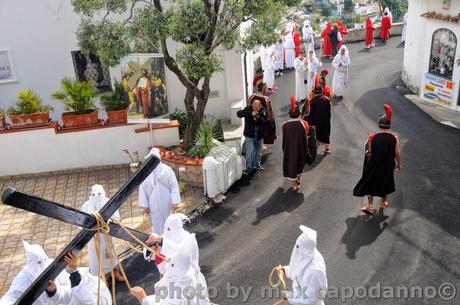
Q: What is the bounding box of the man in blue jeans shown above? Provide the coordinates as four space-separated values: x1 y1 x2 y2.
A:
237 99 268 174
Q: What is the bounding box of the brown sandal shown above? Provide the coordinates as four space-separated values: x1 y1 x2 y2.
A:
380 201 389 209
361 206 376 215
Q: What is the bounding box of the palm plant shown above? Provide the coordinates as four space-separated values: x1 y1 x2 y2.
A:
8 89 53 115
51 78 96 115
100 80 126 111
187 119 220 158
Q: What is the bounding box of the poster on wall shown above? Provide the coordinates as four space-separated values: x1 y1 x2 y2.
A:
422 73 454 108
71 51 111 92
0 49 16 84
120 54 169 123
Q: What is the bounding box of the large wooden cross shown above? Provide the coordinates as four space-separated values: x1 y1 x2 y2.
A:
1 156 160 305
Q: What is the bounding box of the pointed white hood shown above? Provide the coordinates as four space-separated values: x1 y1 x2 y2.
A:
287 225 317 278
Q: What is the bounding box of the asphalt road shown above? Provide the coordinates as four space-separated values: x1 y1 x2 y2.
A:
119 37 460 305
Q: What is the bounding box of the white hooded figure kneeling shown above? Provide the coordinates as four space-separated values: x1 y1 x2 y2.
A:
46 252 112 305
144 214 209 303
131 254 203 305
81 184 124 282
280 226 328 305
0 241 70 305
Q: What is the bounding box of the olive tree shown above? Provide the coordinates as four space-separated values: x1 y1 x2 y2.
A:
72 0 300 147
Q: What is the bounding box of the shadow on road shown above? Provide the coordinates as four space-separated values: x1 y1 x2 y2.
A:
341 210 389 259
252 187 304 225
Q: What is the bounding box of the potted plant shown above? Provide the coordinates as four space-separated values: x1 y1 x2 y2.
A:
51 78 98 128
100 80 127 125
123 149 141 172
7 89 53 128
187 119 219 159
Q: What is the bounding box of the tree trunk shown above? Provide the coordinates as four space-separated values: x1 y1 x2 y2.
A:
182 78 211 148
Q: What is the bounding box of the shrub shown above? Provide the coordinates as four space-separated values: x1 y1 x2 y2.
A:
8 89 53 115
100 80 125 111
51 78 97 115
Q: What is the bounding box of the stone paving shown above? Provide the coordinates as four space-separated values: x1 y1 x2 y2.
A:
0 165 203 296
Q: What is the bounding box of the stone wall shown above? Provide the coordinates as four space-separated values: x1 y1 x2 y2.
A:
162 160 204 188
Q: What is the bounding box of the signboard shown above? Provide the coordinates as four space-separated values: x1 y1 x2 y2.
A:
120 53 170 123
421 73 454 108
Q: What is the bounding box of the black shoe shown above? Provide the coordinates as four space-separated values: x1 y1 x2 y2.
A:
243 169 252 175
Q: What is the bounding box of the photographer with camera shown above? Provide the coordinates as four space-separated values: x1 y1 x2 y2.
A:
237 99 269 175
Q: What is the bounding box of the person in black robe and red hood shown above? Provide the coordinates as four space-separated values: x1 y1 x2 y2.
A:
282 97 310 192
303 86 332 154
353 104 402 215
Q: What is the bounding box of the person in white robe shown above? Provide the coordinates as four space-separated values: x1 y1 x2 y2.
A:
302 20 315 55
0 241 70 305
307 49 322 95
401 13 408 43
47 252 112 305
294 51 308 103
139 147 181 235
274 38 284 76
260 45 267 72
81 184 124 281
332 45 351 98
263 45 277 94
284 23 296 70
279 225 328 305
144 214 208 302
131 254 203 305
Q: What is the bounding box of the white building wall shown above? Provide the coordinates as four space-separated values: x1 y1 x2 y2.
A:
403 0 460 110
0 0 245 121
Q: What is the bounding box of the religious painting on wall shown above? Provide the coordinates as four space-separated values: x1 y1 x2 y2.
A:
120 54 169 121
0 49 16 84
71 51 111 92
429 28 456 80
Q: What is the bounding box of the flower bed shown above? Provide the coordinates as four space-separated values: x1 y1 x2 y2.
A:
157 146 203 188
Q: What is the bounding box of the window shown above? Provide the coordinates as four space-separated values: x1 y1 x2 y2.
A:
429 29 457 80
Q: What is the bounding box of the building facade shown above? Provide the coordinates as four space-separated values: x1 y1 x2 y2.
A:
403 0 460 111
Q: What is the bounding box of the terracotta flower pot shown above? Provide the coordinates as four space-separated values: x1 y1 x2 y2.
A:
9 112 49 127
62 112 98 128
106 110 127 125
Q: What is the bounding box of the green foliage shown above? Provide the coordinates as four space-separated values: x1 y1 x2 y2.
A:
100 80 125 111
167 0 208 44
169 108 188 139
176 44 223 81
319 1 336 18
187 119 220 158
381 0 408 20
76 19 131 67
8 90 53 115
51 78 97 115
344 0 355 14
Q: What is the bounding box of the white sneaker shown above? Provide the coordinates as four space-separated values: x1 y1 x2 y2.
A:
280 71 284 76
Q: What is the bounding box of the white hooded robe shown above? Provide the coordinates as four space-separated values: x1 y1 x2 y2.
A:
263 45 276 89
284 23 296 69
302 21 315 54
80 184 121 276
139 148 181 235
284 226 328 305
332 45 351 96
274 41 284 71
294 57 307 102
48 268 112 305
0 241 70 305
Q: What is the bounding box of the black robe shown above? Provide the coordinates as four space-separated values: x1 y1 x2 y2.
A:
282 120 309 179
353 132 397 197
306 95 331 144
